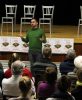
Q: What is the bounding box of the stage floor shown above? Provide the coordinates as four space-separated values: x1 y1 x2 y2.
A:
0 24 82 43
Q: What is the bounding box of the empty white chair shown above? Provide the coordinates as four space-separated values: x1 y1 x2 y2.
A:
20 5 36 33
78 6 82 36
1 5 17 36
39 6 55 37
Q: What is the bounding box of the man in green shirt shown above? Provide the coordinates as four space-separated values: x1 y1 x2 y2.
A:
20 18 46 73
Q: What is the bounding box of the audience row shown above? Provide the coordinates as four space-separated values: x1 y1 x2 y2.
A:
0 47 82 100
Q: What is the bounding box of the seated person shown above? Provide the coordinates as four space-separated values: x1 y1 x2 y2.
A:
37 66 57 100
41 46 57 67
67 55 82 91
9 76 34 100
4 52 19 78
0 62 4 98
74 55 82 71
2 60 36 99
59 49 76 75
4 52 32 79
0 62 4 87
2 60 24 99
33 47 57 89
47 75 75 100
33 46 57 76
71 68 82 100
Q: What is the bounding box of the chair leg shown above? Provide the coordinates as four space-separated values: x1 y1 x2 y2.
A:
20 23 22 35
12 22 13 36
1 23 3 36
50 22 51 38
77 25 80 36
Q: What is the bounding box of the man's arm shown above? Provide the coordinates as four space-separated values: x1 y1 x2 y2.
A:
20 33 29 43
40 31 46 43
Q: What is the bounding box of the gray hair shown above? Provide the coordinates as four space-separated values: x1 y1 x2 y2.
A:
43 46 52 58
66 49 76 59
11 60 24 75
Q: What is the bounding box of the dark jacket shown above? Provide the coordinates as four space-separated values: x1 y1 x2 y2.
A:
51 90 75 100
59 59 75 75
71 86 82 100
0 63 4 87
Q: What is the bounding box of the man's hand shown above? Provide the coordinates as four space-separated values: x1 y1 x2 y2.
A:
39 38 43 41
40 37 46 43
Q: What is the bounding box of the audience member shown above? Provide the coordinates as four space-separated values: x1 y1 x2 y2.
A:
2 60 24 99
9 76 34 100
59 49 76 75
41 46 57 67
33 46 57 91
33 46 57 79
74 55 82 71
47 75 75 100
67 55 82 91
22 66 32 79
71 68 82 100
4 52 33 79
37 66 57 100
0 62 4 87
0 62 4 98
68 55 82 77
33 46 57 71
4 53 20 78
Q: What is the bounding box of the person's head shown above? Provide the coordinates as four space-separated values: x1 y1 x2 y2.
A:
30 18 38 28
0 62 3 70
74 56 82 70
19 76 31 96
43 46 52 58
8 53 20 68
57 75 71 92
45 66 57 84
66 49 76 60
11 60 24 75
11 53 20 62
76 69 82 82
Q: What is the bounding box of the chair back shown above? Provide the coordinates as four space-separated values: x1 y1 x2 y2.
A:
5 5 17 18
80 6 82 19
42 6 54 20
24 5 36 18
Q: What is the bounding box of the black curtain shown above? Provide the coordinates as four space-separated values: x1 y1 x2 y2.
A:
0 0 81 25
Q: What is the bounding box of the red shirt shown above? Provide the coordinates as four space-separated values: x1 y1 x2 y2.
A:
4 67 32 79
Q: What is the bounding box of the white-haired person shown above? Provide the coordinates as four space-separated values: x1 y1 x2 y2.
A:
2 60 36 100
9 76 35 100
59 49 76 75
4 52 33 79
74 55 82 71
71 68 82 100
67 55 82 91
2 60 24 99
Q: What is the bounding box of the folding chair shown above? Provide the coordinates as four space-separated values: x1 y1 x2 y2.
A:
39 6 55 37
78 6 82 36
1 5 17 36
20 5 36 33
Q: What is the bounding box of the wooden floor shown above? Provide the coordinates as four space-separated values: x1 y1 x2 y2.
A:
0 24 82 43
